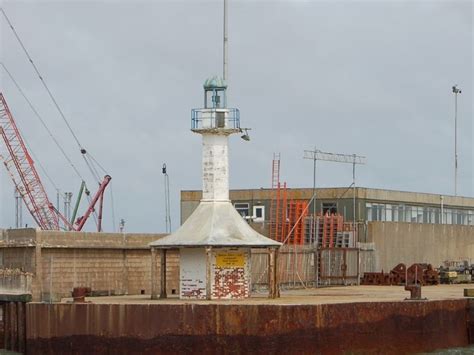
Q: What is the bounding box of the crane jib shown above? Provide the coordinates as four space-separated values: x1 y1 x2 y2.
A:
0 93 111 232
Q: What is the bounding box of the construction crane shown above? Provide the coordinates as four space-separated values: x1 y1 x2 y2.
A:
0 93 111 231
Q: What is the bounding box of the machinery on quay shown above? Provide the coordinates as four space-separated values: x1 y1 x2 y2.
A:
439 260 474 284
361 263 439 286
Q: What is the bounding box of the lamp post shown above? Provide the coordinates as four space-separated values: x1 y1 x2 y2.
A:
162 163 171 233
452 85 462 196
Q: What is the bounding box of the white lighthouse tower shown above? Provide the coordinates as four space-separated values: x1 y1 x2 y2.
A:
150 77 281 300
150 0 280 300
194 76 238 202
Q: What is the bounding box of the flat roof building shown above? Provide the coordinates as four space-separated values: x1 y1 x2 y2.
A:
182 187 474 272
181 187 474 230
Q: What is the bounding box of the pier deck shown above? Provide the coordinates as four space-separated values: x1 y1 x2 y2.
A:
59 284 471 304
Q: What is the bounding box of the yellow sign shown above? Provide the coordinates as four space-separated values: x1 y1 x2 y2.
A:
216 253 245 268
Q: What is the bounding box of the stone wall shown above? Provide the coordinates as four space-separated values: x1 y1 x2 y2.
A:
0 229 179 301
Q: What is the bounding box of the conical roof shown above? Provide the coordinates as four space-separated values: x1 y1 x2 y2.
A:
150 201 281 248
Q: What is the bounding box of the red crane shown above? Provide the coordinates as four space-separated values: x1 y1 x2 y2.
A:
0 93 111 231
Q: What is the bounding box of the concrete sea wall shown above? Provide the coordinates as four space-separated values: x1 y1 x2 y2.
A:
368 222 474 270
0 229 178 301
26 300 469 354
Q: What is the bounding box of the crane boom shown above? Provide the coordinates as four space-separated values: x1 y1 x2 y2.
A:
0 93 62 229
0 93 110 232
74 175 111 231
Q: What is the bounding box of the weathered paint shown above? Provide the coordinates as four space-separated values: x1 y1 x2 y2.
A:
179 248 251 300
202 134 229 201
211 248 250 299
180 248 206 299
26 300 469 354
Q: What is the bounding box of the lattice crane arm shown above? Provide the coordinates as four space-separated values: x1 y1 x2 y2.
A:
0 93 68 230
0 93 110 232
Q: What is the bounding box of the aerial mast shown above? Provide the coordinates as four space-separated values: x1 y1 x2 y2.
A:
452 85 462 196
304 149 367 231
223 0 228 82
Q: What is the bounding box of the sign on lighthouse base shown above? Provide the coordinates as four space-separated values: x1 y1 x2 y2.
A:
180 246 251 300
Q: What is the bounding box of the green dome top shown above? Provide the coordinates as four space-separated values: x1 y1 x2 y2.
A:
203 76 227 89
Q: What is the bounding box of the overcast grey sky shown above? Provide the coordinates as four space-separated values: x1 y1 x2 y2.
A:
0 0 472 233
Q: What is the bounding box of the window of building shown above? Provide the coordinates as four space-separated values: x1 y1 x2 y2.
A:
445 209 452 224
410 207 417 223
365 202 474 226
378 204 386 221
416 206 423 223
322 202 337 214
385 204 393 222
392 205 399 222
366 203 372 221
234 203 249 217
398 205 405 222
468 211 474 226
253 206 265 222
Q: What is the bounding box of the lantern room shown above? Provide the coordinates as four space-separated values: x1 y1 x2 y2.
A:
191 76 240 133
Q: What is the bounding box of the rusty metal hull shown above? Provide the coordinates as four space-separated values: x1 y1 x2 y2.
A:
26 300 468 354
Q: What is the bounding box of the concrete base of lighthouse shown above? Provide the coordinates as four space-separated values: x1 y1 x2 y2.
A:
180 247 251 300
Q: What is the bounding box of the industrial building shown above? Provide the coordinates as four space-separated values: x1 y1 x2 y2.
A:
181 187 474 271
181 187 474 229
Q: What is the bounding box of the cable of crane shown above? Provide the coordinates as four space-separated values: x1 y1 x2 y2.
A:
1 8 107 183
0 62 86 182
88 152 108 175
82 154 100 182
109 182 117 232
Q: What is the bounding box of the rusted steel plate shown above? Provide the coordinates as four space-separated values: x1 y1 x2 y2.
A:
26 300 469 354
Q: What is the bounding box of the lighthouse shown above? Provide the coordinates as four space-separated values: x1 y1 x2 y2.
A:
149 77 281 300
194 76 238 202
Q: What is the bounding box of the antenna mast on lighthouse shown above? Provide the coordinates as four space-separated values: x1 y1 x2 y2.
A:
223 0 229 82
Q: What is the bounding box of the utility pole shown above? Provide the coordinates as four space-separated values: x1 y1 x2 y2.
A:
304 149 366 288
14 187 22 228
63 192 72 223
162 163 171 234
452 85 462 196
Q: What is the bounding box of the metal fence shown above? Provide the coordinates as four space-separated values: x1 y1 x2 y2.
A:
318 248 359 286
251 246 316 289
251 246 363 290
